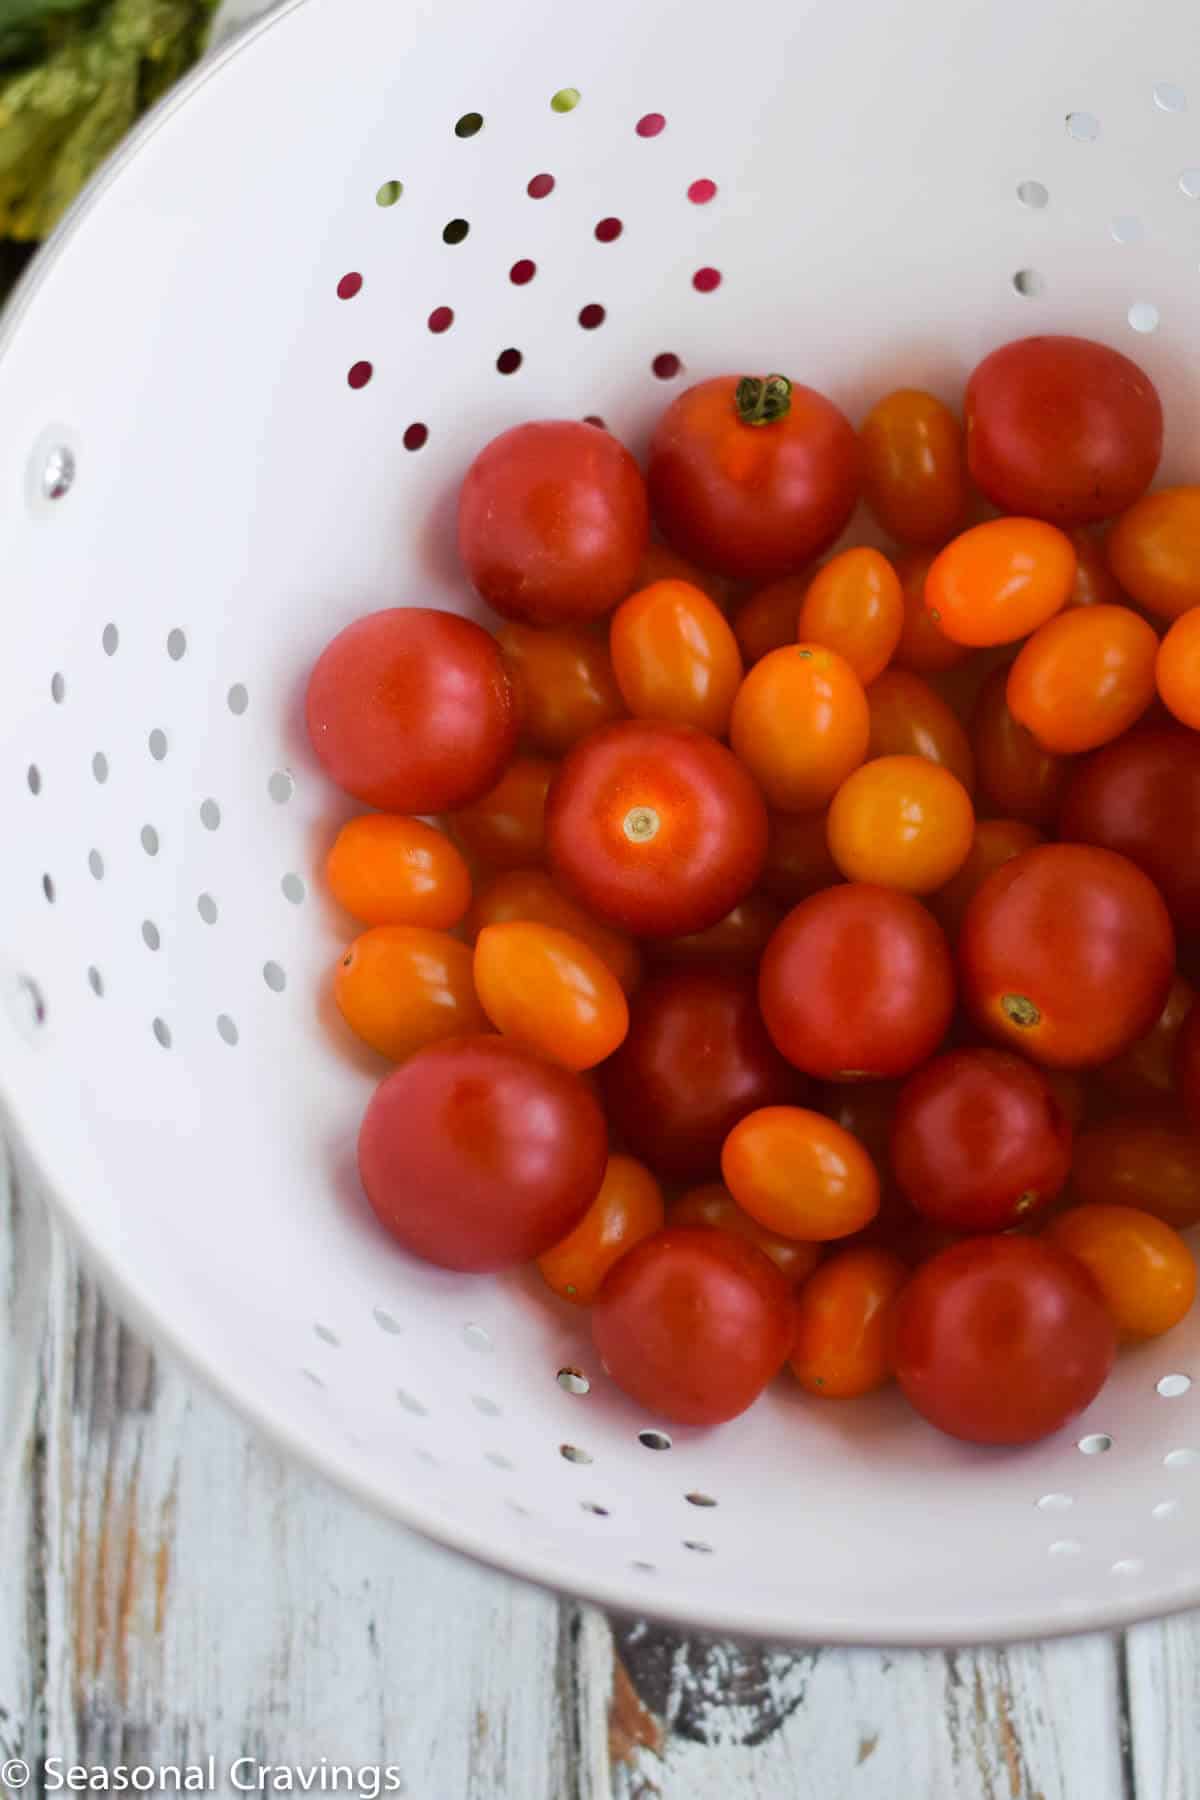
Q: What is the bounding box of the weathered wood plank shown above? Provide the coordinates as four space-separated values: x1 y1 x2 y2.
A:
1125 1616 1200 1800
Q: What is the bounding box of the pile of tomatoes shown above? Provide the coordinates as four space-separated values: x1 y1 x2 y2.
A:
305 332 1200 1448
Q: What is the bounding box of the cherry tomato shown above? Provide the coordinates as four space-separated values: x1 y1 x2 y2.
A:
959 844 1175 1067
722 1106 881 1240
450 755 553 871
970 664 1066 827
859 389 967 547
1098 974 1194 1102
358 1035 608 1271
464 868 641 996
1007 603 1159 754
609 579 743 735
866 669 975 792
591 1227 793 1424
760 808 842 905
334 926 488 1061
790 1247 909 1397
1155 607 1200 730
759 884 955 1079
965 335 1162 525
1108 486 1200 622
925 518 1076 647
306 608 517 812
458 420 649 624
892 549 972 674
1057 727 1200 930
671 1184 822 1284
633 540 735 610
537 1154 665 1303
929 819 1043 940
1073 1115 1200 1229
796 548 905 684
1068 528 1125 608
654 893 783 967
1177 1005 1200 1127
601 967 801 1181
891 1236 1116 1445
647 373 860 580
730 644 869 812
545 720 767 937
498 623 625 756
732 575 808 665
826 755 974 895
1048 1204 1196 1342
473 921 628 1070
326 814 472 929
890 1049 1071 1233
1044 1069 1090 1131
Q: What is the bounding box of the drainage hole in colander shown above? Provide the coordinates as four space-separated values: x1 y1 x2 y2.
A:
652 353 682 380
403 424 429 452
227 683 249 716
415 1449 442 1468
455 111 484 138
1016 179 1049 208
197 893 218 924
141 824 160 856
141 920 160 952
376 180 403 207
148 728 168 760
688 179 718 204
497 349 523 375
1065 111 1101 141
166 627 187 661
348 361 374 390
595 217 622 242
1111 215 1144 245
373 1307 402 1333
1158 1374 1191 1396
1036 1492 1073 1511
442 218 470 245
636 112 666 138
683 1538 713 1553
581 1501 610 1516
87 966 103 998
1129 301 1160 333
216 1014 239 1046
1153 1499 1181 1519
41 873 54 903
282 872 306 905
486 1451 514 1471
313 1323 340 1346
685 1491 717 1508
302 1368 325 1388
510 259 536 285
337 272 363 300
268 769 295 805
397 1388 427 1415
51 672 65 703
1113 1558 1144 1576
1013 269 1046 298
1154 82 1188 111
200 798 221 831
560 1443 592 1464
583 415 607 430
101 622 119 656
27 764 40 796
693 267 722 293
505 1498 530 1517
92 751 109 784
263 961 287 993
551 87 581 113
1078 1432 1113 1454
527 172 555 199
557 1367 590 1394
463 1321 493 1351
631 1560 656 1574
152 1017 172 1049
1164 1446 1200 1467
579 304 606 330
1048 1539 1082 1556
472 1394 502 1416
638 1429 672 1451
428 306 454 333
1180 169 1200 198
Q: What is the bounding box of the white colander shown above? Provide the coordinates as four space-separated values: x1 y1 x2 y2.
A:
4 0 1200 1649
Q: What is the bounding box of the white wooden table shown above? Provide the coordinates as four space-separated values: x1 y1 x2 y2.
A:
2 1146 1199 1799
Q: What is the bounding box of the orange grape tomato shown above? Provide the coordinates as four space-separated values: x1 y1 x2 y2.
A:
866 668 976 791
730 643 870 812
473 920 629 1070
1108 486 1200 622
1156 607 1200 731
929 818 1043 940
826 755 974 895
970 663 1066 826
536 1153 665 1303
760 808 842 905
609 578 743 735
464 868 642 995
721 1105 881 1240
498 622 625 756
789 1246 909 1397
334 926 487 1061
1048 1203 1196 1342
450 755 554 870
654 893 783 966
925 518 1076 647
634 539 735 610
732 575 808 666
859 389 967 547
325 813 472 929
1098 973 1194 1102
1006 604 1158 754
796 548 905 685
1068 528 1125 608
892 548 972 673
1072 1115 1200 1230
670 1183 822 1284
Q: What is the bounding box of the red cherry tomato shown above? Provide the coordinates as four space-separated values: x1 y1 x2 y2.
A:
1073 1113 1200 1230
959 844 1175 1067
358 1035 608 1271
1068 528 1126 608
498 622 625 756
759 884 955 1080
890 1049 1072 1233
1177 1005 1200 1128
601 967 801 1182
609 579 743 735
458 420 649 624
653 893 784 967
859 388 967 547
866 668 976 792
760 808 842 905
965 335 1162 525
1108 486 1200 622
732 574 809 665
306 608 517 812
925 518 1076 646
1099 973 1194 1102
790 1247 909 1397
929 818 1043 941
591 1227 793 1424
891 1236 1116 1445
647 373 860 580
545 720 767 937
450 755 553 870
970 663 1066 827
1057 727 1200 931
